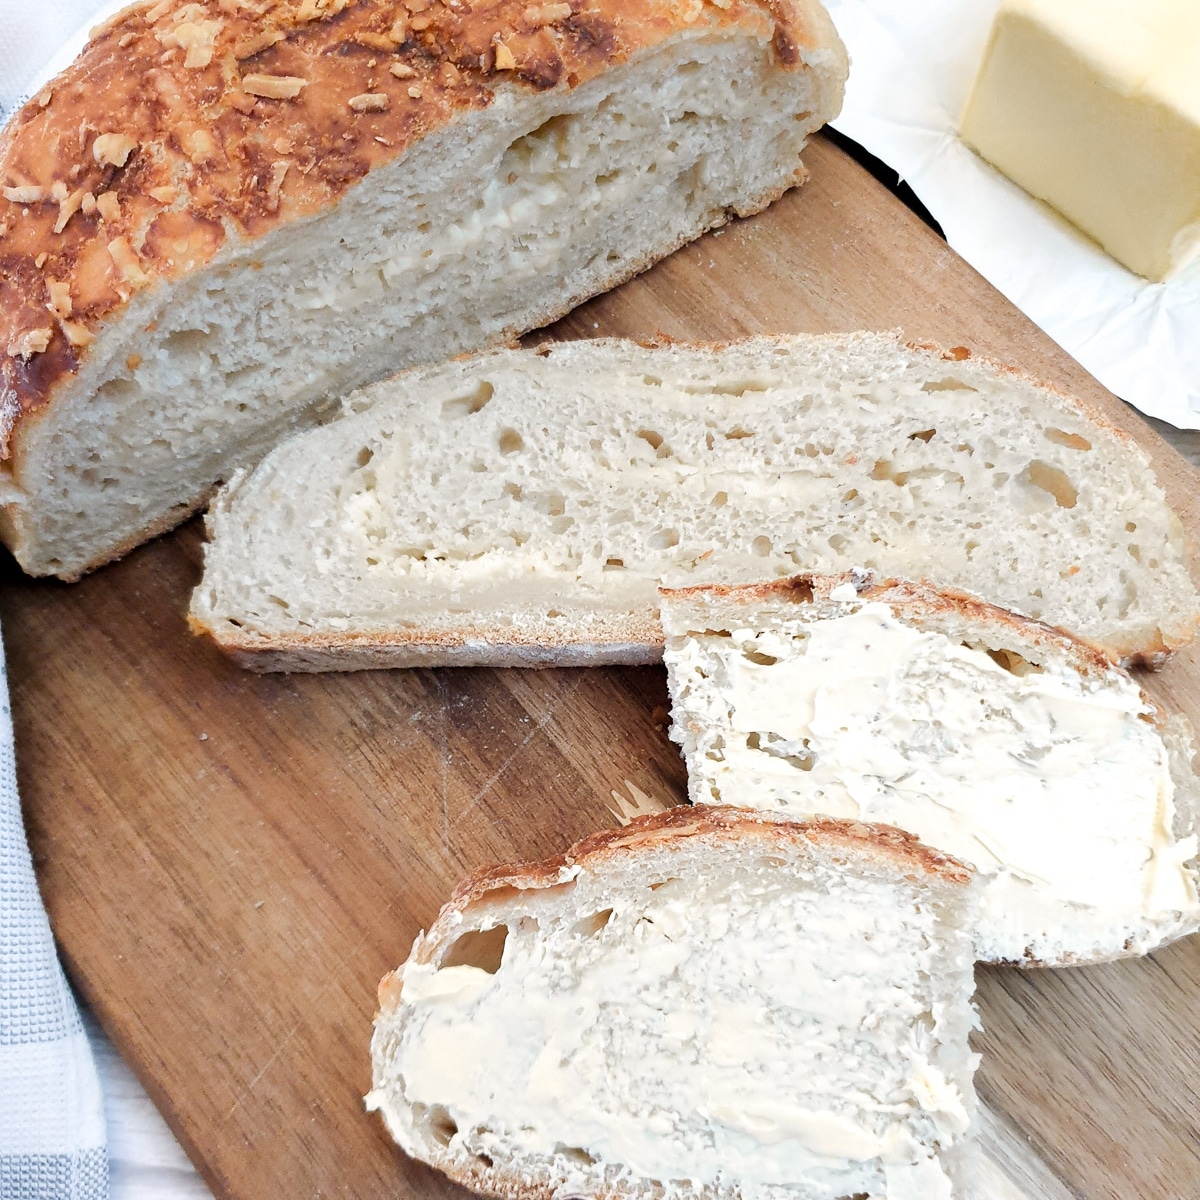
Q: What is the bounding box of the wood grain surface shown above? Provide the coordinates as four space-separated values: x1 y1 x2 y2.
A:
4 133 1200 1200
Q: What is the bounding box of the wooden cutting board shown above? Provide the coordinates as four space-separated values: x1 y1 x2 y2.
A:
4 133 1200 1200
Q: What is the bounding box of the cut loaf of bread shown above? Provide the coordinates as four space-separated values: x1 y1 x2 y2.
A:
0 0 846 580
661 572 1200 965
191 333 1199 669
367 806 981 1200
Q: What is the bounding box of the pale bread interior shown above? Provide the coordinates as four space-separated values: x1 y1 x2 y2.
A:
192 333 1198 669
368 812 980 1200
1 30 841 580
661 574 1200 965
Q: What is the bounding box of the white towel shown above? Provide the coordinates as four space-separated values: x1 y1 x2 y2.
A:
0 6 114 1197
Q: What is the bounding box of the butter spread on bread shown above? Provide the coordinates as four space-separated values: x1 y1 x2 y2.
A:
662 572 1200 965
367 807 980 1200
0 0 846 579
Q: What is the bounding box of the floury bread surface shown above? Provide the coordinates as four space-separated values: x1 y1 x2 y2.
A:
367 807 981 1200
661 572 1200 966
191 333 1199 669
0 0 846 580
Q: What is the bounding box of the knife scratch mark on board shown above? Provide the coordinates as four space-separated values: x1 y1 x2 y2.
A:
458 673 589 825
226 1019 303 1120
437 674 450 848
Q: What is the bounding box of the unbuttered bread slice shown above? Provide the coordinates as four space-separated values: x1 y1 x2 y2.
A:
192 333 1199 668
0 0 845 580
661 572 1200 965
367 807 981 1200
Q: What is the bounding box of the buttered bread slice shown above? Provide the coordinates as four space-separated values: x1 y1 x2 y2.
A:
367 807 981 1200
191 333 1199 669
661 572 1200 965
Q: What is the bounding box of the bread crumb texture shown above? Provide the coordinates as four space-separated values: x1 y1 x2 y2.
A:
192 334 1198 666
0 0 810 449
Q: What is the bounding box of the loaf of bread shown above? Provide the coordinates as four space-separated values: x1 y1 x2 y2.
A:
366 806 981 1200
190 332 1199 669
661 571 1200 966
0 0 846 580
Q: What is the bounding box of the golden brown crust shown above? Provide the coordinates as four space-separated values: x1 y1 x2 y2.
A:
661 570 1171 722
383 806 973 993
0 0 816 455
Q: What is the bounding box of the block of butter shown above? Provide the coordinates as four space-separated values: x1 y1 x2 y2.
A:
959 0 1200 282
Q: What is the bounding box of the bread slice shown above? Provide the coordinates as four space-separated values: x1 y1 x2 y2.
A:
0 0 846 580
367 806 981 1200
190 332 1199 669
661 572 1200 966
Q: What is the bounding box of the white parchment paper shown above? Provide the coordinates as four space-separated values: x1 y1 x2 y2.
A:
822 0 1200 429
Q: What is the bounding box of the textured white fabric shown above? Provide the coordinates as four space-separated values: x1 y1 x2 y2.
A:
82 1008 212 1200
0 8 114 1199
0 0 119 119
0 626 107 1195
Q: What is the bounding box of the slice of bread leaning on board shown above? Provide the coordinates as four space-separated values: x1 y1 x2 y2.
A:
190 332 1199 668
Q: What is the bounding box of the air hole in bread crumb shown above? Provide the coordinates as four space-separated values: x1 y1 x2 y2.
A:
1044 427 1091 451
499 428 524 454
979 646 1044 677
652 528 680 549
573 909 613 937
425 1105 458 1146
920 377 978 393
604 557 624 570
752 535 772 557
649 877 681 891
725 426 755 439
555 1144 598 1165
1020 460 1077 508
163 327 211 356
908 428 936 443
637 428 664 450
642 375 662 386
747 731 816 770
356 446 374 467
786 579 815 603
442 380 495 418
742 651 778 666
711 491 728 508
440 924 508 974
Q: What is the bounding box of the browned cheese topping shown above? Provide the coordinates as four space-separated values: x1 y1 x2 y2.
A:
0 0 808 442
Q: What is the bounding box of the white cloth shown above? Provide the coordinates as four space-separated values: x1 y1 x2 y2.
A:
0 0 106 117
0 625 107 1197
0 6 116 1199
